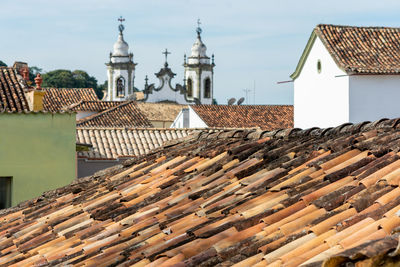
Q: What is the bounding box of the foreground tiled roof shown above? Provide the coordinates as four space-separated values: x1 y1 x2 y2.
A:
0 67 29 112
135 102 186 122
76 101 153 128
65 100 121 112
77 127 192 159
316 24 400 74
191 104 293 130
5 119 400 265
43 88 98 112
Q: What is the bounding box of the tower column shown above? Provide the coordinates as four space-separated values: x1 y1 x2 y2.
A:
105 17 137 101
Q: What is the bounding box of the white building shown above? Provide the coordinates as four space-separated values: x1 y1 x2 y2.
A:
292 24 400 129
105 18 136 101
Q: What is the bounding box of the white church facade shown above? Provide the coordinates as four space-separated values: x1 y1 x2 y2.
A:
292 24 400 129
105 18 215 105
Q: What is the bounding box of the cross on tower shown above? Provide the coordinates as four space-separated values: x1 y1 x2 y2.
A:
196 18 202 36
162 49 171 66
118 16 125 34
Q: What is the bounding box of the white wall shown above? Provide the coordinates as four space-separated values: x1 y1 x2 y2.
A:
294 36 349 129
349 75 400 123
146 74 191 104
171 106 208 128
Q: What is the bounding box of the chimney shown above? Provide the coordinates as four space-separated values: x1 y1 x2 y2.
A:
26 74 46 111
13 62 29 81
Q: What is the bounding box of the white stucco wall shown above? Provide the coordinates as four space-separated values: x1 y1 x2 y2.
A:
349 75 400 123
184 69 213 104
185 70 199 101
146 74 191 104
294 36 349 129
171 106 208 128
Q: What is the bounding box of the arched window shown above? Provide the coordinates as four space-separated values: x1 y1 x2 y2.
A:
204 78 211 98
116 77 125 97
187 78 193 97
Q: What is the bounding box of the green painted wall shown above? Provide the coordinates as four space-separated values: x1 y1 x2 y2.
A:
0 112 76 206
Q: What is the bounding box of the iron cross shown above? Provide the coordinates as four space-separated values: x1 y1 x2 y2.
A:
163 49 171 63
118 16 125 24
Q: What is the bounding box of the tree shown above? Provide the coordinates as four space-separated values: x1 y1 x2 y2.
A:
0 60 7 67
41 69 103 99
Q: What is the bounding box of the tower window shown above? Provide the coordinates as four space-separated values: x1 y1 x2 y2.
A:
187 78 193 97
0 177 11 209
116 77 125 97
204 78 211 98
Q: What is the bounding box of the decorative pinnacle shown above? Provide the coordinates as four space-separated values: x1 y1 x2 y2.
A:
162 48 171 67
118 16 125 34
196 18 202 37
184 54 186 64
145 75 149 86
35 73 43 90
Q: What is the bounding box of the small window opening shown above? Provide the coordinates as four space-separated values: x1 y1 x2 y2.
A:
204 78 211 98
116 77 125 97
187 78 193 97
317 60 322 74
0 177 11 209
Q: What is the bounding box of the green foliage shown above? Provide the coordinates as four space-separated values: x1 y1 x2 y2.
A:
42 69 103 99
0 60 7 67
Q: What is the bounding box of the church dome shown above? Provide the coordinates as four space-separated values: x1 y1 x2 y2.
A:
113 33 129 57
191 36 207 58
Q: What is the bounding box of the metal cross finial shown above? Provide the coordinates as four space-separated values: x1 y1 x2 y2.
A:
162 49 171 65
196 18 202 37
118 16 125 33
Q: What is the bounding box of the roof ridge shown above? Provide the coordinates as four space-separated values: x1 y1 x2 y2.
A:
76 100 152 127
316 23 400 30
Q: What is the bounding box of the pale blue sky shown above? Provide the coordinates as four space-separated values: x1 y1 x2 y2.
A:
2 0 400 104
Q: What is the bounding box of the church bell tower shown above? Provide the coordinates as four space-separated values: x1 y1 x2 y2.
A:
184 20 215 105
105 17 137 101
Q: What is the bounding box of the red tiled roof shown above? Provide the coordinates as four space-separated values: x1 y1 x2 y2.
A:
191 104 293 130
43 88 98 112
76 101 153 128
316 24 400 74
3 119 400 265
0 67 29 112
65 100 121 112
135 102 186 122
76 127 192 159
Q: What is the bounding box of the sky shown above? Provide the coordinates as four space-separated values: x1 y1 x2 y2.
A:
2 0 400 105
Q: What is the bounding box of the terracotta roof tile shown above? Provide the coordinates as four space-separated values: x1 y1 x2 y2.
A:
191 104 293 130
4 119 400 265
0 67 29 112
77 127 192 159
65 100 121 112
76 101 152 128
135 102 186 121
316 24 400 74
43 88 98 112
